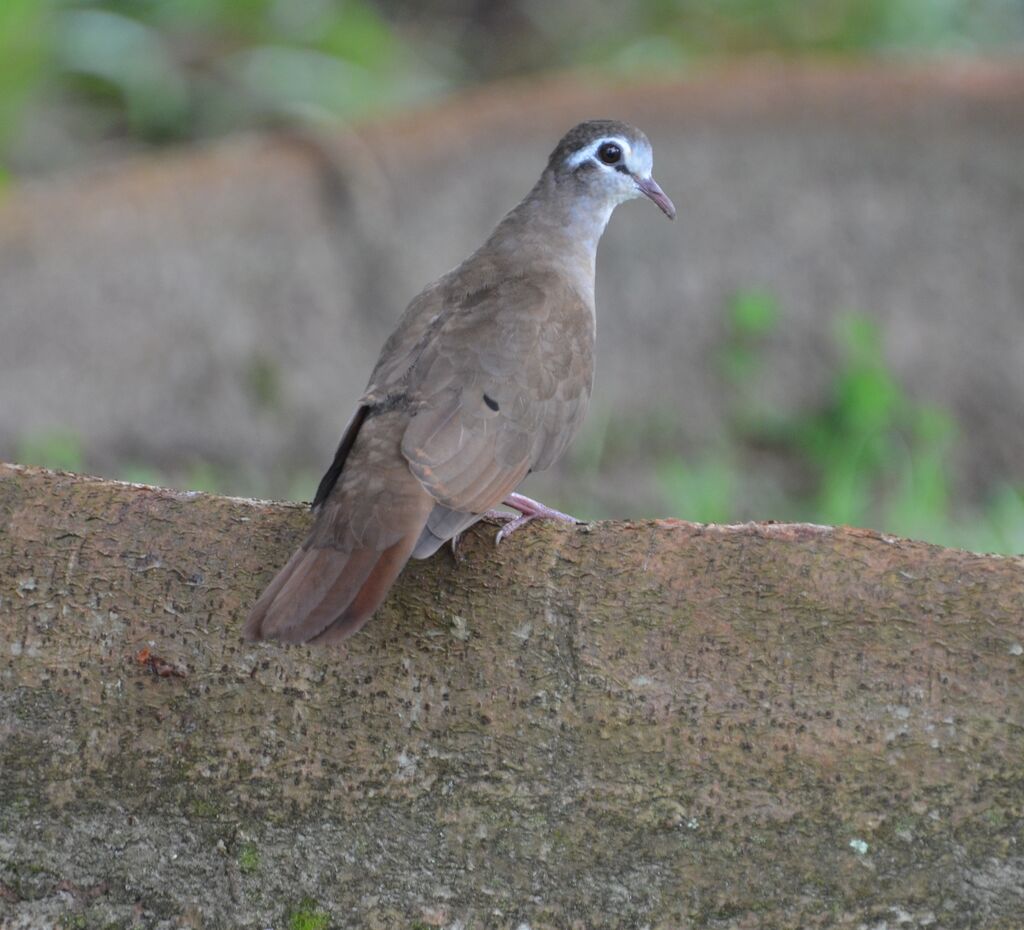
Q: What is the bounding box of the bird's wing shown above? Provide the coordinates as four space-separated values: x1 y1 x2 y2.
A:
399 271 594 517
300 281 450 519
244 271 593 642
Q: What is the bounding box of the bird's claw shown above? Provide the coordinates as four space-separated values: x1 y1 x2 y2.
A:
490 492 581 545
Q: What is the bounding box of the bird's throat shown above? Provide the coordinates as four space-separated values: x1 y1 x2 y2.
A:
490 178 614 290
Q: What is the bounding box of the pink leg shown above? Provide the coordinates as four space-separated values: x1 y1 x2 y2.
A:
486 492 581 544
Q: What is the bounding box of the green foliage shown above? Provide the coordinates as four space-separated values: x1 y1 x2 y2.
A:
588 0 1024 69
657 294 1024 553
116 463 167 487
788 313 952 530
1 0 437 163
16 429 85 472
657 454 736 525
13 428 234 495
237 842 260 874
981 485 1024 554
2 1 1023 167
287 898 330 930
0 0 49 163
716 290 782 433
56 6 190 141
716 289 779 387
179 460 224 494
557 0 1024 83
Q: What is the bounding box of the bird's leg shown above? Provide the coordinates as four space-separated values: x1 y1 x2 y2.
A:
489 492 581 544
449 495 581 556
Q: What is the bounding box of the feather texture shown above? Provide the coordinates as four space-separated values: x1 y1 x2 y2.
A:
243 119 670 644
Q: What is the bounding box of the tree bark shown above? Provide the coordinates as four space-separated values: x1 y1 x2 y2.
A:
1 462 1022 929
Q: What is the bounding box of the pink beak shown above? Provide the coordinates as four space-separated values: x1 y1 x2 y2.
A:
636 175 676 220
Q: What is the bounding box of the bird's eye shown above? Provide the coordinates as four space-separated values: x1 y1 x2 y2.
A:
597 142 622 165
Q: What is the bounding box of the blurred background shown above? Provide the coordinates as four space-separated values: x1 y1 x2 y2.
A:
1 0 1023 552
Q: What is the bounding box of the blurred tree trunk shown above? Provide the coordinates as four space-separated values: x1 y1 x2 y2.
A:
1 462 1022 929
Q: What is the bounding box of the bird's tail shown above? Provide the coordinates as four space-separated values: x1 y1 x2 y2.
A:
242 527 424 645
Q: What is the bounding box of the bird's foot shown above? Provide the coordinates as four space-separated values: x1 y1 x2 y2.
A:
487 492 581 545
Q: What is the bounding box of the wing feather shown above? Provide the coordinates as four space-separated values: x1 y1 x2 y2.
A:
394 272 592 526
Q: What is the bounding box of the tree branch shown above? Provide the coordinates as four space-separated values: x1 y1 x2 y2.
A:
1 463 1022 928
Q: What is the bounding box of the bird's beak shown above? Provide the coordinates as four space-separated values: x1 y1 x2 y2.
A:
635 175 676 220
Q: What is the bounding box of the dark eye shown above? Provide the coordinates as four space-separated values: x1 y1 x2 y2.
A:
597 142 622 165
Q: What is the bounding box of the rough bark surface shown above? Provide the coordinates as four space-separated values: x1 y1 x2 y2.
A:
1 463 1022 929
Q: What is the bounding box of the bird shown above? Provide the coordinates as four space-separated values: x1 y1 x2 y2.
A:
243 119 675 645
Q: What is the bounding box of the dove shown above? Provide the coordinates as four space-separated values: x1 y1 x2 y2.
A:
244 119 674 645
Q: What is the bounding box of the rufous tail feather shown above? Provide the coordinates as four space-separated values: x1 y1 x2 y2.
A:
244 521 429 645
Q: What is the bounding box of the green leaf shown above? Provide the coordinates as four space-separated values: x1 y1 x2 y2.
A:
16 430 84 472
730 290 779 336
0 0 50 150
657 456 736 525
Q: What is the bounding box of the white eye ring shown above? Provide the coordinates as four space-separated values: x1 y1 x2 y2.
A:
566 136 632 170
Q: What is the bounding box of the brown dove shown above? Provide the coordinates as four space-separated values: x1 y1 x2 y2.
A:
244 119 675 645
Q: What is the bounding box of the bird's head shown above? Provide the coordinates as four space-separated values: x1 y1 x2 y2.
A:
548 119 676 220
